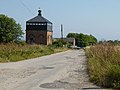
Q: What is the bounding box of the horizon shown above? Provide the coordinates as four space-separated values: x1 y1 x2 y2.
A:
0 0 120 41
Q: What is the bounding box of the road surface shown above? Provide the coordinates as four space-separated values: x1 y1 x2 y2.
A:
0 49 99 90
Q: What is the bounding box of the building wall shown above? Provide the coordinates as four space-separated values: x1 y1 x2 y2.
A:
47 31 52 45
26 30 47 45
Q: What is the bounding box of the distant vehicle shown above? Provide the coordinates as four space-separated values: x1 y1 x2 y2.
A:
70 46 82 50
74 46 81 50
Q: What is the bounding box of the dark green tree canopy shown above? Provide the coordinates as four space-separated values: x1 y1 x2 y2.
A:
0 14 24 43
67 33 97 47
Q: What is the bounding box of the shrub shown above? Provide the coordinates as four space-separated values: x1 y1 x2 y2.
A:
105 65 120 88
86 43 120 89
0 43 67 62
53 39 68 47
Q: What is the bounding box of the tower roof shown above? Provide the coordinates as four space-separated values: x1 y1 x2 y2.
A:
26 9 52 24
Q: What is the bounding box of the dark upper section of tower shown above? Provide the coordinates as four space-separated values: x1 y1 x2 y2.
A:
26 9 52 32
27 9 52 24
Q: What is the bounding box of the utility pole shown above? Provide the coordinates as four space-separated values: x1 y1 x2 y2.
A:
61 24 63 40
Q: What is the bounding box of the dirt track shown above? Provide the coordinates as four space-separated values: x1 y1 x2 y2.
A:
0 49 99 90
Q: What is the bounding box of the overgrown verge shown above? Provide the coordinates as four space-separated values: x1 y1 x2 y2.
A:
85 43 120 89
0 43 68 63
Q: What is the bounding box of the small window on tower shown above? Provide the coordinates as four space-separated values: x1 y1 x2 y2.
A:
27 23 29 25
30 23 32 25
33 23 35 25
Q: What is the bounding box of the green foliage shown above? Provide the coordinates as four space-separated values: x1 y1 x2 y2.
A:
53 39 68 47
67 33 97 47
0 14 24 43
67 33 79 39
105 65 120 88
0 43 68 62
86 43 120 89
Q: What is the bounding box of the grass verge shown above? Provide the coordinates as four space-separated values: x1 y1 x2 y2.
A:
0 43 68 62
85 43 120 89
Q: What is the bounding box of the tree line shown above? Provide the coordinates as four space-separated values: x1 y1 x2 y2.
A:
67 33 97 47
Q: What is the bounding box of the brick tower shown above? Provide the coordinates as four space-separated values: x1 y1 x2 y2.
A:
26 9 53 45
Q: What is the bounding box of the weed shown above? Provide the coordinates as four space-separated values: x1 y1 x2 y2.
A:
0 43 68 62
86 43 120 89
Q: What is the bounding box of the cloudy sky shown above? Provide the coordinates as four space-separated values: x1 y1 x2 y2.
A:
0 0 120 40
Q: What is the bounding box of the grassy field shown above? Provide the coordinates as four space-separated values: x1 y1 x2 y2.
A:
0 43 68 63
86 43 120 89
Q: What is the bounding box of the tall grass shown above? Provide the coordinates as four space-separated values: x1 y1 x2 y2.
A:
86 43 120 89
0 43 68 62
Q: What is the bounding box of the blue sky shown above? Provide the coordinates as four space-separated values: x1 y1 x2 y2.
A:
0 0 120 40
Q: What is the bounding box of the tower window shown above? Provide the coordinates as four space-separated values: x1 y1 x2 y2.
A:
35 23 38 25
30 23 32 25
27 23 30 25
33 23 35 25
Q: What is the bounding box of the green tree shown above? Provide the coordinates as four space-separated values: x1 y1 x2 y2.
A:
67 33 79 40
0 14 24 43
67 33 79 45
67 33 97 47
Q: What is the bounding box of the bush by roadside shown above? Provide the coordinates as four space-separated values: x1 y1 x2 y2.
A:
85 43 120 89
0 43 68 62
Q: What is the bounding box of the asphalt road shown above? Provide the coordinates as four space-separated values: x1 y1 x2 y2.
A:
0 49 99 90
